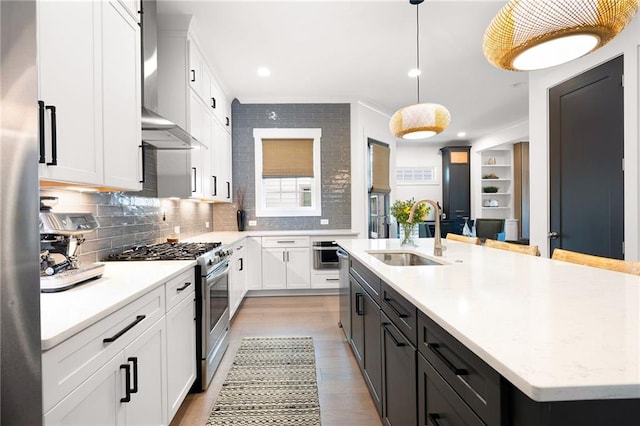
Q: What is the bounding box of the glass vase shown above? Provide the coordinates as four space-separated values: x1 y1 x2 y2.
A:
399 222 418 246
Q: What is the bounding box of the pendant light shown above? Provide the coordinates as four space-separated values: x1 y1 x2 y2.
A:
483 0 639 71
389 0 450 140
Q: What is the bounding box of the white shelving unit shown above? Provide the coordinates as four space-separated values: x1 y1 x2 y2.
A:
480 149 513 219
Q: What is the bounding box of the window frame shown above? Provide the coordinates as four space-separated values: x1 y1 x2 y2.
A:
254 128 322 217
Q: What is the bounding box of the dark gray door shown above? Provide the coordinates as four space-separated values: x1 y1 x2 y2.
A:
549 56 624 258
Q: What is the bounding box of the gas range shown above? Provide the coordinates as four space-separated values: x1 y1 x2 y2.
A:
108 242 232 272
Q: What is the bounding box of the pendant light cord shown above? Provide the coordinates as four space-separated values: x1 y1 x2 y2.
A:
416 2 420 104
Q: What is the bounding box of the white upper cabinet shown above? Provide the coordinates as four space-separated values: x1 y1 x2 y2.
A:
37 0 142 191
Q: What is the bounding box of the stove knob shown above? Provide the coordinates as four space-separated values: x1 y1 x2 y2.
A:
207 259 214 266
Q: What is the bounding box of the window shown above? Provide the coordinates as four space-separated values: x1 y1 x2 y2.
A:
254 128 322 217
395 166 438 185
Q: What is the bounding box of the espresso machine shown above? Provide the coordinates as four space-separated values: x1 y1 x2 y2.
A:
39 197 105 292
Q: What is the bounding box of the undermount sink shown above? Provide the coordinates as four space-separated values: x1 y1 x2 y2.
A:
366 251 444 266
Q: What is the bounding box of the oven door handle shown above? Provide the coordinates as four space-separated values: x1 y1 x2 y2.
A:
336 248 349 259
312 246 339 251
207 262 230 282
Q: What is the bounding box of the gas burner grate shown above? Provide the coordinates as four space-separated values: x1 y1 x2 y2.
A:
108 242 221 261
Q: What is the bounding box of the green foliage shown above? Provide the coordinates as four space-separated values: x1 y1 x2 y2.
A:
391 198 430 224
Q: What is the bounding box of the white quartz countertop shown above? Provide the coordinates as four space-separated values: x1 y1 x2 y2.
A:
184 229 359 246
337 238 640 402
40 260 196 351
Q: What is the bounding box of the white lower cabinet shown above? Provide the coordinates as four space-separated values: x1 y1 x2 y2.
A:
43 267 197 426
261 237 311 290
45 318 167 426
229 242 248 318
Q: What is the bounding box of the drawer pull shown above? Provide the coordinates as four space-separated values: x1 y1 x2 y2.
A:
383 323 405 347
428 413 442 426
355 293 364 316
103 315 146 343
277 240 296 244
120 363 132 403
326 278 339 281
176 282 192 292
383 296 409 318
128 357 139 394
428 343 468 376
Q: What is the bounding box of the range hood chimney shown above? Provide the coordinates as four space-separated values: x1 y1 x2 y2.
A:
141 0 202 149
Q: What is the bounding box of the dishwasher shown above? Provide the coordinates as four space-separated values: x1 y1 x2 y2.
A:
337 247 351 340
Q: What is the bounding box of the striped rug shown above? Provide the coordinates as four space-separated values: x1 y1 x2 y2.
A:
206 336 321 426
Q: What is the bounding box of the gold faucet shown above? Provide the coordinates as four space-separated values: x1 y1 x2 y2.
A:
407 199 443 256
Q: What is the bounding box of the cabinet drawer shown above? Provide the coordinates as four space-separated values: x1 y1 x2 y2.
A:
381 281 417 347
310 270 340 288
419 353 485 426
42 286 165 412
418 312 501 426
166 267 196 311
350 257 381 300
261 236 309 248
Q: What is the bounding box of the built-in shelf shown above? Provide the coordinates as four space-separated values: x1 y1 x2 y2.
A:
479 149 513 219
482 192 510 195
482 206 510 210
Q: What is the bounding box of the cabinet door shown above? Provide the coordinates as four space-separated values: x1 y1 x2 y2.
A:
381 313 417 426
350 277 365 367
187 39 203 95
123 318 167 426
44 353 125 425
166 295 196 422
228 254 241 318
262 248 287 289
210 121 225 200
189 92 205 198
246 237 263 290
102 0 142 190
362 288 382 415
286 248 310 288
37 0 103 185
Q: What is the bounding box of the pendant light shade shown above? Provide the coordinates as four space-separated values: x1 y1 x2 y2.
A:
389 103 451 140
389 0 450 140
483 0 639 71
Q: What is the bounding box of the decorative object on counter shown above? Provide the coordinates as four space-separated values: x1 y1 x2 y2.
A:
207 336 320 426
483 186 499 193
236 186 246 231
483 0 639 71
392 198 430 246
388 0 450 140
483 172 499 179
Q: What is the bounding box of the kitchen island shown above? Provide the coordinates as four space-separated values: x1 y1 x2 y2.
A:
338 237 640 425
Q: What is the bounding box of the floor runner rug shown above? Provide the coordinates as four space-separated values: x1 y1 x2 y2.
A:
206 336 321 425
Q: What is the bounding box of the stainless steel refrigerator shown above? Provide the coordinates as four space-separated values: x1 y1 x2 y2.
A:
1 1 43 424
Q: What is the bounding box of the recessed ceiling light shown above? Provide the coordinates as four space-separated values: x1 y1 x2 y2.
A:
407 68 421 78
257 67 271 77
457 131 467 138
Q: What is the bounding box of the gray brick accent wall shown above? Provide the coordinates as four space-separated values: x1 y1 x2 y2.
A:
231 101 351 231
40 189 213 264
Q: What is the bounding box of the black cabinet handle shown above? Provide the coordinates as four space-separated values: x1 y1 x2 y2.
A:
103 315 146 343
383 296 409 318
38 100 46 164
212 176 217 196
355 293 364 316
127 357 138 394
190 69 196 82
239 258 244 271
176 282 191 292
382 323 405 347
428 413 441 426
45 105 57 166
120 363 132 403
211 97 216 109
427 342 468 376
225 117 230 126
226 181 230 199
191 167 197 193
139 144 145 183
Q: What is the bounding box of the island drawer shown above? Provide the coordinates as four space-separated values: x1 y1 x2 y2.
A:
165 267 196 311
418 311 502 426
261 236 309 248
419 352 485 426
42 286 165 412
381 281 417 346
350 257 381 300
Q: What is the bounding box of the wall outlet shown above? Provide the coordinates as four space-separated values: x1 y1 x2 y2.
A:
248 220 257 227
205 221 210 228
320 219 329 225
174 226 180 234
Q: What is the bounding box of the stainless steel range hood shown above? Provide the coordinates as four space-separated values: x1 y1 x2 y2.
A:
141 0 202 150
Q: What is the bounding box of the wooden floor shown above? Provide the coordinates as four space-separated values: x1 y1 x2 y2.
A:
170 295 382 426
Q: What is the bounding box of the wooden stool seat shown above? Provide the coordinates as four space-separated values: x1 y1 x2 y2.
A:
446 233 481 245
551 248 640 275
485 239 540 256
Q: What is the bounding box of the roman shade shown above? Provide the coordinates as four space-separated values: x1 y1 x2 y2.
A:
369 141 390 193
262 138 314 178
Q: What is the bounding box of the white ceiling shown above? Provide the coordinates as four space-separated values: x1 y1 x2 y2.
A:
157 0 528 144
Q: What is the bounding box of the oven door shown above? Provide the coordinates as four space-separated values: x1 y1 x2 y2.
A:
312 241 339 270
203 260 230 359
